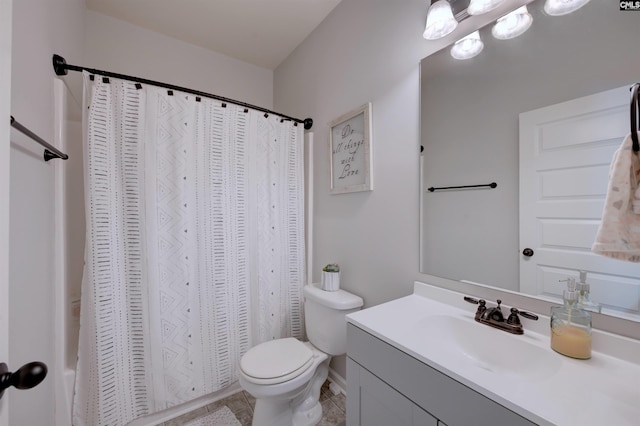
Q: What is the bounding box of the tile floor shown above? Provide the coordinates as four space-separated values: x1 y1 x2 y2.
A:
162 380 346 426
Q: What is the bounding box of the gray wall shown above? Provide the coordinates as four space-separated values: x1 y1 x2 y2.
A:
276 0 424 305
274 0 443 377
84 11 274 110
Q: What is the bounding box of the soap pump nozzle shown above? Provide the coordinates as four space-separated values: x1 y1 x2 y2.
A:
559 277 578 307
576 270 601 313
578 270 588 286
577 271 589 299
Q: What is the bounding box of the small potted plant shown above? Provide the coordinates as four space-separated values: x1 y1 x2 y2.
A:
321 263 340 291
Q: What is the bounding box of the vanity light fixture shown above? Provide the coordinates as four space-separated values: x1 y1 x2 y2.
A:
450 31 484 60
423 0 458 40
492 5 532 39
467 0 505 15
544 0 591 16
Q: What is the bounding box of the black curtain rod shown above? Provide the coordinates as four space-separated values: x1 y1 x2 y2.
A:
52 54 313 130
10 116 69 161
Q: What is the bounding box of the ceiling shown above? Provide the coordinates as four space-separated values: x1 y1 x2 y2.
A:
86 0 344 70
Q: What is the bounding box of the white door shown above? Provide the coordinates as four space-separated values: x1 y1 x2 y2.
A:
0 0 12 426
520 85 640 318
0 0 11 423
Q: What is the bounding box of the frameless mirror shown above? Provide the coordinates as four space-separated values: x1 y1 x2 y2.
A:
420 0 640 321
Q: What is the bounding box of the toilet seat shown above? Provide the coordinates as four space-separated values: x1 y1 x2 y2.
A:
240 338 314 385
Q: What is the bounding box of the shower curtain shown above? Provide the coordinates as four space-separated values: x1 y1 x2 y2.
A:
73 72 306 425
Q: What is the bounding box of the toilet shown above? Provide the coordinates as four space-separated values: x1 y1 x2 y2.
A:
239 284 363 426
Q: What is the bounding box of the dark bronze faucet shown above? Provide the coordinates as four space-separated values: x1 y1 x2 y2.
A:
464 297 538 335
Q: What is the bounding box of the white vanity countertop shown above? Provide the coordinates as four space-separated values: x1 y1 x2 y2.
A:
346 281 640 426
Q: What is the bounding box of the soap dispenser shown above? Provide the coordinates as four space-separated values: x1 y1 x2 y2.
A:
577 270 601 313
550 277 592 359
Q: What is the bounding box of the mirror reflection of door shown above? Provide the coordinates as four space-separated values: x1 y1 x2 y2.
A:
519 85 640 319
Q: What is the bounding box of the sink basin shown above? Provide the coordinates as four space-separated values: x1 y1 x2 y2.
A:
417 315 561 381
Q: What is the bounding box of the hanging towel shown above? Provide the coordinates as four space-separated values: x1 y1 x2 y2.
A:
592 132 640 262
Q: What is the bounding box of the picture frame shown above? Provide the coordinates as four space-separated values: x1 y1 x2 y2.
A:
329 103 373 194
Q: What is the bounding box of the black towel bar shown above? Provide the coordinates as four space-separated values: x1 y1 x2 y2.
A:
630 83 639 152
9 116 69 161
427 182 497 192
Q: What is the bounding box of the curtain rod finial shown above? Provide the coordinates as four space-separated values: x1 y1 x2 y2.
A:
304 118 313 130
52 54 68 76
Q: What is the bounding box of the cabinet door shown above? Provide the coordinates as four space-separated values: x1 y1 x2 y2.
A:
414 407 440 426
347 358 438 426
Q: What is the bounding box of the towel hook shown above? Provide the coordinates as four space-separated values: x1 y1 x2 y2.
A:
631 83 639 152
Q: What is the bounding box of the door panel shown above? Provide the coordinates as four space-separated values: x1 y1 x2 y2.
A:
520 85 640 317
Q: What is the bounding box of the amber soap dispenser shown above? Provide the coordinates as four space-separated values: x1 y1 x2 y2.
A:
550 277 592 359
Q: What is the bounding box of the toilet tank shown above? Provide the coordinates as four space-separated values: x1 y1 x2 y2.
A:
303 285 363 356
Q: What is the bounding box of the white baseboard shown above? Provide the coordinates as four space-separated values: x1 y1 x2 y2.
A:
327 367 346 395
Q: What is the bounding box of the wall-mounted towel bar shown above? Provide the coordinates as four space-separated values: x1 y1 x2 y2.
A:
427 182 497 192
9 116 69 161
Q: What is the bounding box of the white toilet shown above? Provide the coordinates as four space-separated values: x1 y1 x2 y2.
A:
239 284 363 426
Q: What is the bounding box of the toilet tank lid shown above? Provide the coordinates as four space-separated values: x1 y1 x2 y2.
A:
304 285 364 310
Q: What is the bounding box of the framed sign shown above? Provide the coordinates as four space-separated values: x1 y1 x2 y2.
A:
329 103 373 194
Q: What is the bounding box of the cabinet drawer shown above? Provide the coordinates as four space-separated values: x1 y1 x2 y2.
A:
347 324 536 426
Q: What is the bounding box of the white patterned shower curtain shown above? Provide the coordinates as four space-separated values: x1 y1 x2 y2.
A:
73 72 306 425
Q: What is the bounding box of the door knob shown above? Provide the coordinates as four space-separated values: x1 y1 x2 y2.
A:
522 248 534 257
0 361 47 400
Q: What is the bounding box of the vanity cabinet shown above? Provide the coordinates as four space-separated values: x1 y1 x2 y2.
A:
346 324 536 426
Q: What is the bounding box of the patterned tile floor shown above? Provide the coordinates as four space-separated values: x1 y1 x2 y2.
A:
162 380 346 426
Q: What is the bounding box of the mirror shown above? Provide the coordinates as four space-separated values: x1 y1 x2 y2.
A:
420 0 640 320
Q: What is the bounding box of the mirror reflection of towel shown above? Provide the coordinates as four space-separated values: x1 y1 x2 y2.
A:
592 132 640 262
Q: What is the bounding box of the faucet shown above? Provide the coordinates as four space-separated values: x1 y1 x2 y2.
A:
463 297 538 335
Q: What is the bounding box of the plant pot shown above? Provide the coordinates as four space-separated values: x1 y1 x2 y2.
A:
321 271 340 291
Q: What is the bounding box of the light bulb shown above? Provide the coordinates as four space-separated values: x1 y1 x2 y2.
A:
492 6 533 39
467 0 505 15
450 31 484 60
423 0 458 40
544 0 591 16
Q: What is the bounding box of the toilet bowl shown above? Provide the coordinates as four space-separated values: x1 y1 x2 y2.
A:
239 285 363 426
